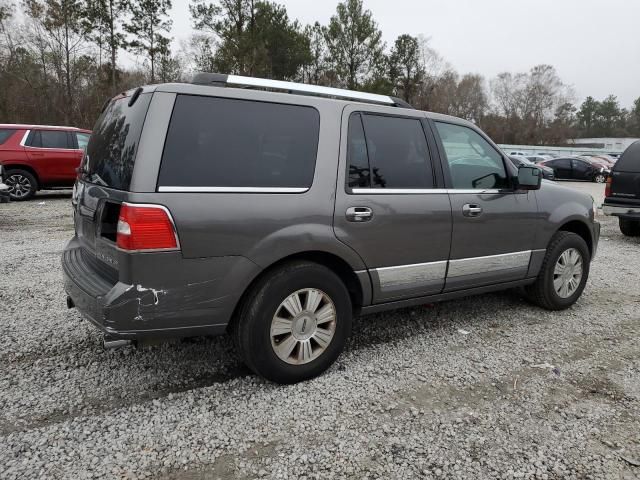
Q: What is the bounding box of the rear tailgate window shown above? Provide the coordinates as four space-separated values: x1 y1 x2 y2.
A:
81 93 152 190
614 141 640 173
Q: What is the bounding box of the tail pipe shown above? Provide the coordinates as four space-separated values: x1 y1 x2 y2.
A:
103 335 133 350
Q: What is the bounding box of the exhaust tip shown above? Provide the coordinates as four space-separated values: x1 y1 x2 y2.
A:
103 336 133 350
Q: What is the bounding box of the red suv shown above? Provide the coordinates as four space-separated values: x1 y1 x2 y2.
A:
0 124 91 200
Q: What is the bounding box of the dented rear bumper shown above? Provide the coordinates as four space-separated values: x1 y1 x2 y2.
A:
62 237 261 339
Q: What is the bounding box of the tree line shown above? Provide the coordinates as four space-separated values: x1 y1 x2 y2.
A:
1 0 639 145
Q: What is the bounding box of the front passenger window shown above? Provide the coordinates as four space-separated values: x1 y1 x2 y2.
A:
435 122 509 190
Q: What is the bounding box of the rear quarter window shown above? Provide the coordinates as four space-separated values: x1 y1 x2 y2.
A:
158 95 320 190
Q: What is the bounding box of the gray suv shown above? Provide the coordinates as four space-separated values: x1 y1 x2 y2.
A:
63 74 600 383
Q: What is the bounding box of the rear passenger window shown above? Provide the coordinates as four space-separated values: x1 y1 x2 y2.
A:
158 95 320 190
27 130 70 149
435 122 509 190
0 129 15 145
347 113 434 189
347 114 370 188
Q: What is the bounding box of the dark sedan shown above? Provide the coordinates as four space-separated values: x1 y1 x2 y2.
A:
509 156 555 180
539 157 609 183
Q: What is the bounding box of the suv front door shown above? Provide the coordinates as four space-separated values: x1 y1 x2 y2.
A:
432 121 540 291
334 106 452 303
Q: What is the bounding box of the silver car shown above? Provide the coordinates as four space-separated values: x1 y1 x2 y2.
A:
62 74 600 383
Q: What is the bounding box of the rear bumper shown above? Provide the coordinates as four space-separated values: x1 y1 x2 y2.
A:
62 237 261 340
603 203 640 219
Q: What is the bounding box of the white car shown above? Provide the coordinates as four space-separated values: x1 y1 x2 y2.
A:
0 165 10 203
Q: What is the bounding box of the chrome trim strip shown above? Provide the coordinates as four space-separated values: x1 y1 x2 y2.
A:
19 130 30 147
351 188 508 195
227 75 395 105
448 251 531 278
375 261 447 290
158 186 309 193
603 205 640 216
352 188 448 194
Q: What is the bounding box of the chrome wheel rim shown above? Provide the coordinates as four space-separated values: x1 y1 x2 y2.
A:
595 174 606 183
6 174 32 199
553 248 583 298
270 288 337 365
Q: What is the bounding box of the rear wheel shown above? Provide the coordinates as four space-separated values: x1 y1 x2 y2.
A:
593 173 607 183
5 169 38 201
525 231 590 310
619 218 640 237
233 261 352 384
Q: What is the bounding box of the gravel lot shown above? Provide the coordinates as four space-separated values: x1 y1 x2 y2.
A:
1 185 639 480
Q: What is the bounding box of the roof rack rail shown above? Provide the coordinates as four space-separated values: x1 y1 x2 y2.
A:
190 72 414 109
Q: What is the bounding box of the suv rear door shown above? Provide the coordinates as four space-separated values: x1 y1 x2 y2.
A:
74 91 153 266
334 105 452 303
571 159 596 181
431 120 539 291
548 158 572 179
24 129 80 186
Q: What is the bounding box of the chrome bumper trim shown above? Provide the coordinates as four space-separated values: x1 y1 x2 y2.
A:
603 205 640 216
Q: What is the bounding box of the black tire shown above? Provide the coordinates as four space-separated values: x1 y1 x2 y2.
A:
5 169 38 201
619 218 640 237
233 261 352 384
525 231 590 311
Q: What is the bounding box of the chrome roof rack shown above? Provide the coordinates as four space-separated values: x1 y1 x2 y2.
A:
190 72 413 109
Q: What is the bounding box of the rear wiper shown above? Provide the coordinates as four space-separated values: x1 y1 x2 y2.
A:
128 87 143 107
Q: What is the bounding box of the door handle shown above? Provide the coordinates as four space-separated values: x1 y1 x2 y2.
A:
346 206 373 222
462 204 483 217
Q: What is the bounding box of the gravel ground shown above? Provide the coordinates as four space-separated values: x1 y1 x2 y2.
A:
1 186 639 480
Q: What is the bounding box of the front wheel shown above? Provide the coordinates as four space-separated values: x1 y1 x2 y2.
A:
593 173 607 183
233 261 352 384
619 218 640 237
525 231 590 310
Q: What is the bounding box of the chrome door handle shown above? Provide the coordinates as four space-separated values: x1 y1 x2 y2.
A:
346 206 373 222
462 204 483 217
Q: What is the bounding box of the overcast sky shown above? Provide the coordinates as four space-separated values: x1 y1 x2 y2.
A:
167 0 640 108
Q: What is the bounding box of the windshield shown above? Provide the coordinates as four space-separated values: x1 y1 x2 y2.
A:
81 93 151 190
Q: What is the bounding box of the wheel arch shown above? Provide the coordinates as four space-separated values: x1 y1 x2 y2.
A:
3 164 40 186
228 250 370 333
557 219 593 256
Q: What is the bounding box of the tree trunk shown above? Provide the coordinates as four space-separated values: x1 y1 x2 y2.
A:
64 17 72 124
149 22 155 82
109 0 116 93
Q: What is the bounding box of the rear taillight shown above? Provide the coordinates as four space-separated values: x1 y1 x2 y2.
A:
604 176 612 198
116 203 179 252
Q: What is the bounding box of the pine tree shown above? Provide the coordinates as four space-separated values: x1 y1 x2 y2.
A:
124 0 172 83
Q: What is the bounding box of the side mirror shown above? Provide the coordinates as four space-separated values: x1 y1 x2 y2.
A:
517 165 542 190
